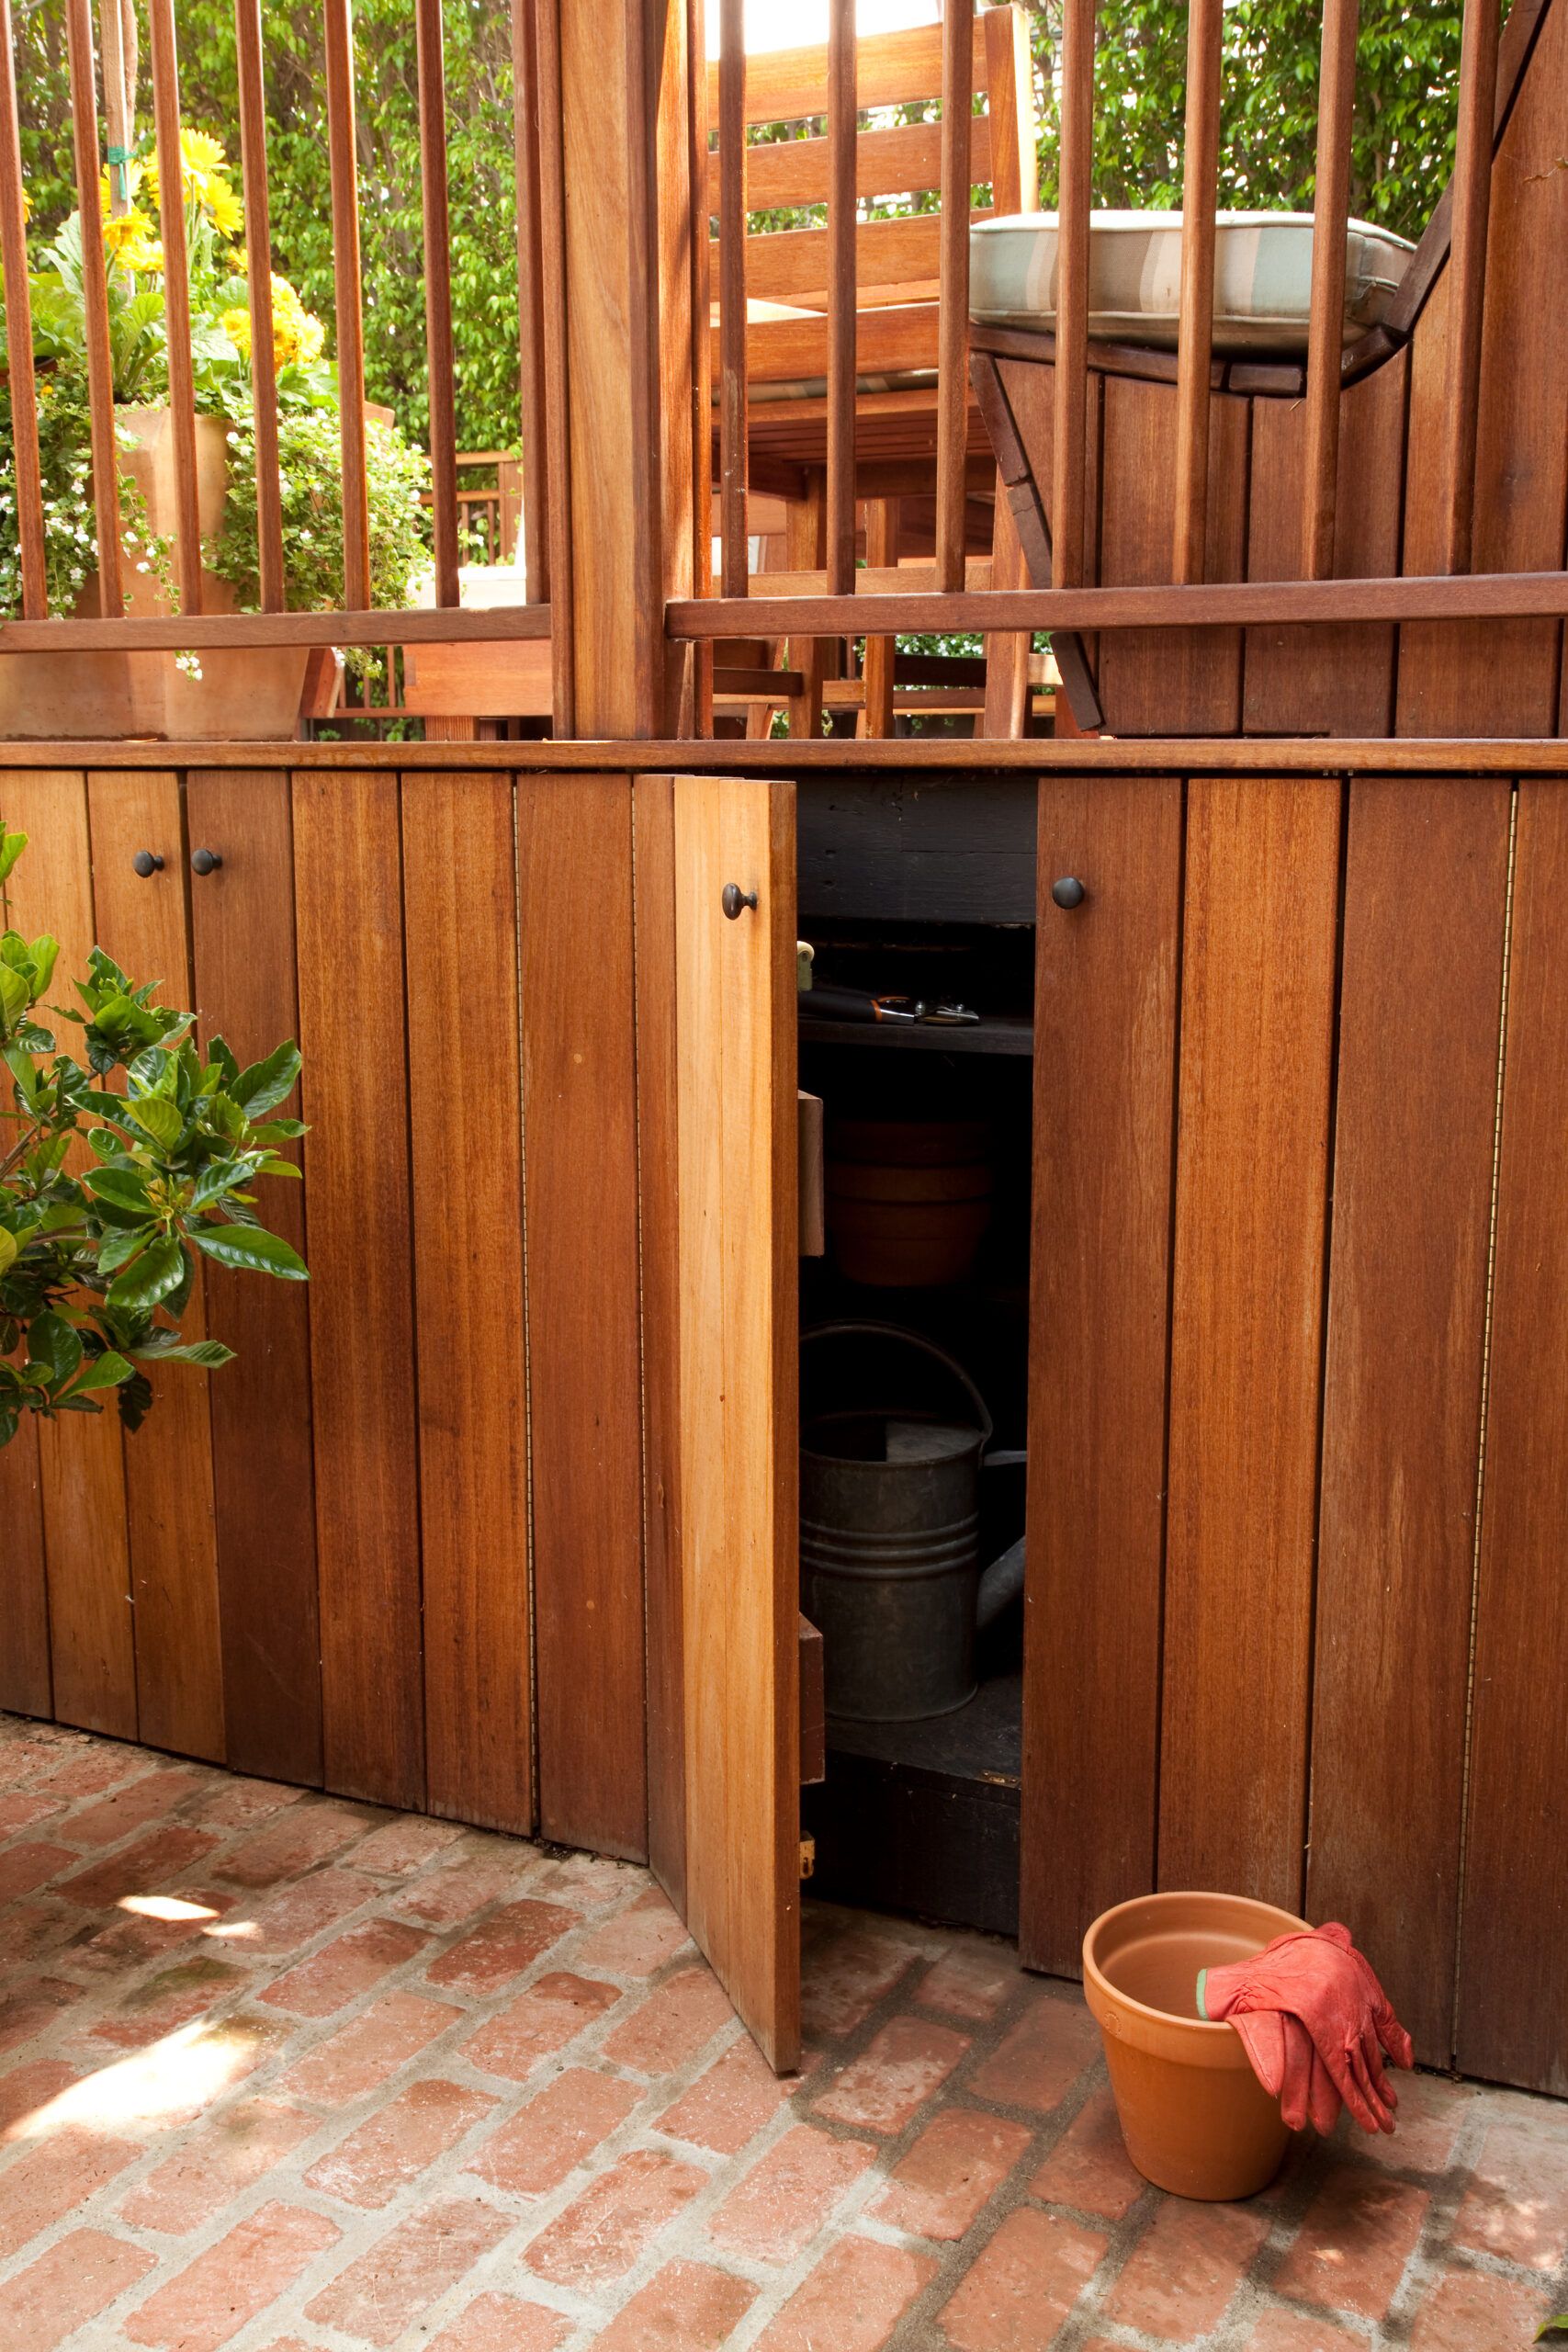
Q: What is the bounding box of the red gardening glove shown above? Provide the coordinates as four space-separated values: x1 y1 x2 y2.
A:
1199 1923 1416 2137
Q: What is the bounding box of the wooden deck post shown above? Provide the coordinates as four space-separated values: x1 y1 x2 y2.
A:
548 0 699 736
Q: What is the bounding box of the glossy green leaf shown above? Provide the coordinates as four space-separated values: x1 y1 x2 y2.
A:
106 1231 186 1316
62 1349 133 1396
26 1309 82 1388
189 1222 308 1281
127 1093 184 1151
231 1041 302 1118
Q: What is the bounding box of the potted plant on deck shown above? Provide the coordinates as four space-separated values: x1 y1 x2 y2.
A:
0 131 429 741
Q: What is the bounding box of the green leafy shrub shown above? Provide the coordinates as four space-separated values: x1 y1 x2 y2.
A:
0 820 308 1449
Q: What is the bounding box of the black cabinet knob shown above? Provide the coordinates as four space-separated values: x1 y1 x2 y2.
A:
190 847 223 876
1051 876 1087 910
721 883 758 920
131 850 164 878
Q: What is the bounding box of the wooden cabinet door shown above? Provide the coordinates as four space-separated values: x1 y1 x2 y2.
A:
637 774 801 2072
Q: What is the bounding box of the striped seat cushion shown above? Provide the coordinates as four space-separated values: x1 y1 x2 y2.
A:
969 209 1415 355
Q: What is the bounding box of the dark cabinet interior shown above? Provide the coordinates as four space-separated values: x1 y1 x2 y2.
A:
795 776 1036 1938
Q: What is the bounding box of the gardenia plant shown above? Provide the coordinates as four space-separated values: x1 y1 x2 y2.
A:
0 818 308 1448
0 129 430 632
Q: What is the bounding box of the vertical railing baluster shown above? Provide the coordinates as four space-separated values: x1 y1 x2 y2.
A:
234 0 285 609
717 0 748 599
1052 0 1094 593
1441 0 1501 574
0 0 47 615
1301 0 1359 579
511 0 550 603
826 0 856 597
1172 0 1222 583
64 0 122 612
688 0 714 732
148 0 204 614
935 0 973 593
322 0 371 609
416 0 460 610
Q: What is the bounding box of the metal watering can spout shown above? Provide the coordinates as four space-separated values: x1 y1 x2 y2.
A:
976 1532 1026 1634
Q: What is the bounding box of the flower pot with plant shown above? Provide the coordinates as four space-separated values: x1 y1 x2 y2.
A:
0 131 430 741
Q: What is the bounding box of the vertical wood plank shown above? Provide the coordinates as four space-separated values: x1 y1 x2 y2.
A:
0 1422 51 1714
1440 0 1502 576
87 771 224 1764
673 772 798 2071
186 769 321 1788
0 0 47 615
1158 776 1340 1909
234 0 285 610
1457 780 1568 2097
825 0 856 598
402 772 532 1835
1244 353 1405 737
1397 0 1568 734
517 774 647 1859
415 0 461 611
534 0 574 730
934 0 972 593
1051 0 1094 594
1172 0 1222 583
63 0 121 611
2 772 135 1738
293 770 423 1809
785 478 828 741
511 0 551 604
1299 0 1359 579
322 0 372 610
862 499 898 739
634 775 685 1911
1022 775 1181 1975
147 0 204 615
1098 376 1247 735
1308 780 1509 2058
717 0 748 599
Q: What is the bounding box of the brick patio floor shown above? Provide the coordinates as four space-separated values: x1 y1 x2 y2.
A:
2 1715 1565 2351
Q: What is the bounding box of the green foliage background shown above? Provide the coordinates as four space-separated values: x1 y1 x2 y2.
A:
13 0 1476 454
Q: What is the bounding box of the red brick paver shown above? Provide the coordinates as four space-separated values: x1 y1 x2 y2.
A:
3 1714 1567 2352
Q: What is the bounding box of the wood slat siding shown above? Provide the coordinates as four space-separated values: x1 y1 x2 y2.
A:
1096 376 1247 736
292 771 424 1810
86 770 224 1765
1158 777 1340 1910
1456 780 1568 2095
517 774 649 1860
1243 355 1406 737
1022 775 1181 1975
185 770 321 1789
635 777 687 1911
402 772 532 1835
4 771 137 1740
0 1421 50 1715
1307 781 1509 2057
1397 0 1568 735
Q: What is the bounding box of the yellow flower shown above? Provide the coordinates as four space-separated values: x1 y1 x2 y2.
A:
103 206 156 262
208 178 244 238
181 130 227 175
221 306 253 358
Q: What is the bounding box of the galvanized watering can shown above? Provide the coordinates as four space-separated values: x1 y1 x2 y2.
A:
800 1322 1026 1724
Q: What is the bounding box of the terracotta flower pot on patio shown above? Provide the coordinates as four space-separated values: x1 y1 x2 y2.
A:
0 405 310 742
1082 1890 1311 2200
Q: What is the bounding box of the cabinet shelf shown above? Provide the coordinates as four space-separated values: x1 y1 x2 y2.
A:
797 1012 1033 1057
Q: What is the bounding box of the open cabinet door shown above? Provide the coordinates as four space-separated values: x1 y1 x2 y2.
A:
636 774 801 2072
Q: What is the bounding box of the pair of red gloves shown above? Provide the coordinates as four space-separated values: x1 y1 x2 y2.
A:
1199 1923 1416 2135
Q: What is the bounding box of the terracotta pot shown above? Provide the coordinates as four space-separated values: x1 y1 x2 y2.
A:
825 1118 994 1287
1082 1890 1310 2200
0 405 309 742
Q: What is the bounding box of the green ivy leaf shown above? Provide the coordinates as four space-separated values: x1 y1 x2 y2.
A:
189 1222 308 1281
106 1231 186 1316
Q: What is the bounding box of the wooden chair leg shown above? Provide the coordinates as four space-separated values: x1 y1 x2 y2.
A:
983 480 1031 738
861 497 898 738
786 472 828 741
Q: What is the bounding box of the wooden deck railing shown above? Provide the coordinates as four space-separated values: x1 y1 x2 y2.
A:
0 0 1562 709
